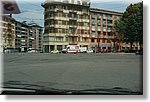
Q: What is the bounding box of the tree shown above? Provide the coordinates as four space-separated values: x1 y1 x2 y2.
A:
114 2 143 50
113 20 125 51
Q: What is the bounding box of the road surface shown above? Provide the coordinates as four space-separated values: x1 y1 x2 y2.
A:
3 53 142 92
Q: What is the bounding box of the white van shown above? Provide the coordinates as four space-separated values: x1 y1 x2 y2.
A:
62 45 80 54
62 45 87 53
28 48 38 53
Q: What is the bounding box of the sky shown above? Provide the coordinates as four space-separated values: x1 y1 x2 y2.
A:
12 0 143 27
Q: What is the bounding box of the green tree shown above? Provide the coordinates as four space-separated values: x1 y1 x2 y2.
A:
114 20 125 51
114 2 143 50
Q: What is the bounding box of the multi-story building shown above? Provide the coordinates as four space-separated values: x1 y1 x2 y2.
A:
89 8 123 52
42 0 140 53
0 15 43 52
28 23 43 51
15 21 29 52
15 22 43 52
42 0 91 52
0 15 16 49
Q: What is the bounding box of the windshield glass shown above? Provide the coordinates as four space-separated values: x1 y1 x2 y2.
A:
1 0 143 95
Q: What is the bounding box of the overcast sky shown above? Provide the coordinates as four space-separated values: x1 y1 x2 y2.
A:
13 0 143 27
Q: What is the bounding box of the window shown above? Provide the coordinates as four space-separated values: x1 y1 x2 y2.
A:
65 14 68 18
49 13 54 17
103 27 106 31
66 21 69 25
71 0 74 3
56 37 63 42
58 12 62 17
71 28 75 33
77 30 81 34
103 20 106 25
50 6 54 9
98 20 101 26
64 0 69 3
58 29 62 33
72 13 75 18
77 0 81 4
49 28 54 33
92 26 95 30
84 30 88 34
65 29 69 33
98 27 101 31
77 15 80 19
97 14 101 19
84 23 88 26
58 5 62 9
92 14 95 18
78 22 80 26
65 6 68 10
102 39 105 43
91 39 94 42
50 20 54 25
66 37 69 41
92 19 95 25
92 31 95 35
78 37 80 42
72 21 76 26
58 21 62 25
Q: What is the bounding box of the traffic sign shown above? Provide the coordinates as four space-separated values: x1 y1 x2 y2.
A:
1 0 20 14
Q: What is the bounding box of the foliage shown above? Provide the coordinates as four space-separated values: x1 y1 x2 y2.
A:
114 2 143 49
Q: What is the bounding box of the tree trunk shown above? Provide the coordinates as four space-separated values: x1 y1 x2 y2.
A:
139 42 143 50
130 42 133 50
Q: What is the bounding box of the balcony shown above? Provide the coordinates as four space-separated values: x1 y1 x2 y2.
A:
91 34 96 38
107 17 113 20
98 29 101 31
82 34 89 38
103 16 107 19
29 37 34 40
108 23 113 26
69 17 77 21
68 34 79 37
17 35 22 37
69 10 78 13
69 42 78 45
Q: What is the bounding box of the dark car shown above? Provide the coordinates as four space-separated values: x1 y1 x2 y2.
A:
135 49 143 55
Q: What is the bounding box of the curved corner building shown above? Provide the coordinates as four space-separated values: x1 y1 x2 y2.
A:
42 0 90 52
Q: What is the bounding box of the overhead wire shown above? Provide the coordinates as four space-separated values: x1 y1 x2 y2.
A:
13 1 130 26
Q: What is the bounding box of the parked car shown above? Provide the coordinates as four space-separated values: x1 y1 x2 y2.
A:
87 49 94 53
4 48 19 53
124 49 136 53
51 50 60 54
135 49 143 55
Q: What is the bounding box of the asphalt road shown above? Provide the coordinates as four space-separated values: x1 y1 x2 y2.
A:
3 53 143 92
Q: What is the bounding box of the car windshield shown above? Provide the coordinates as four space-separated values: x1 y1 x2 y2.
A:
1 0 143 95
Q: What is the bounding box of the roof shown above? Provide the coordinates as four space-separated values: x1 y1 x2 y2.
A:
90 8 123 16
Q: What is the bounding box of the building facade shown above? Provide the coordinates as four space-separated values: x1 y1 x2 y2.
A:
42 0 90 52
42 0 124 52
28 23 43 51
42 0 141 53
15 21 30 52
89 8 123 52
0 15 16 49
0 15 43 52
